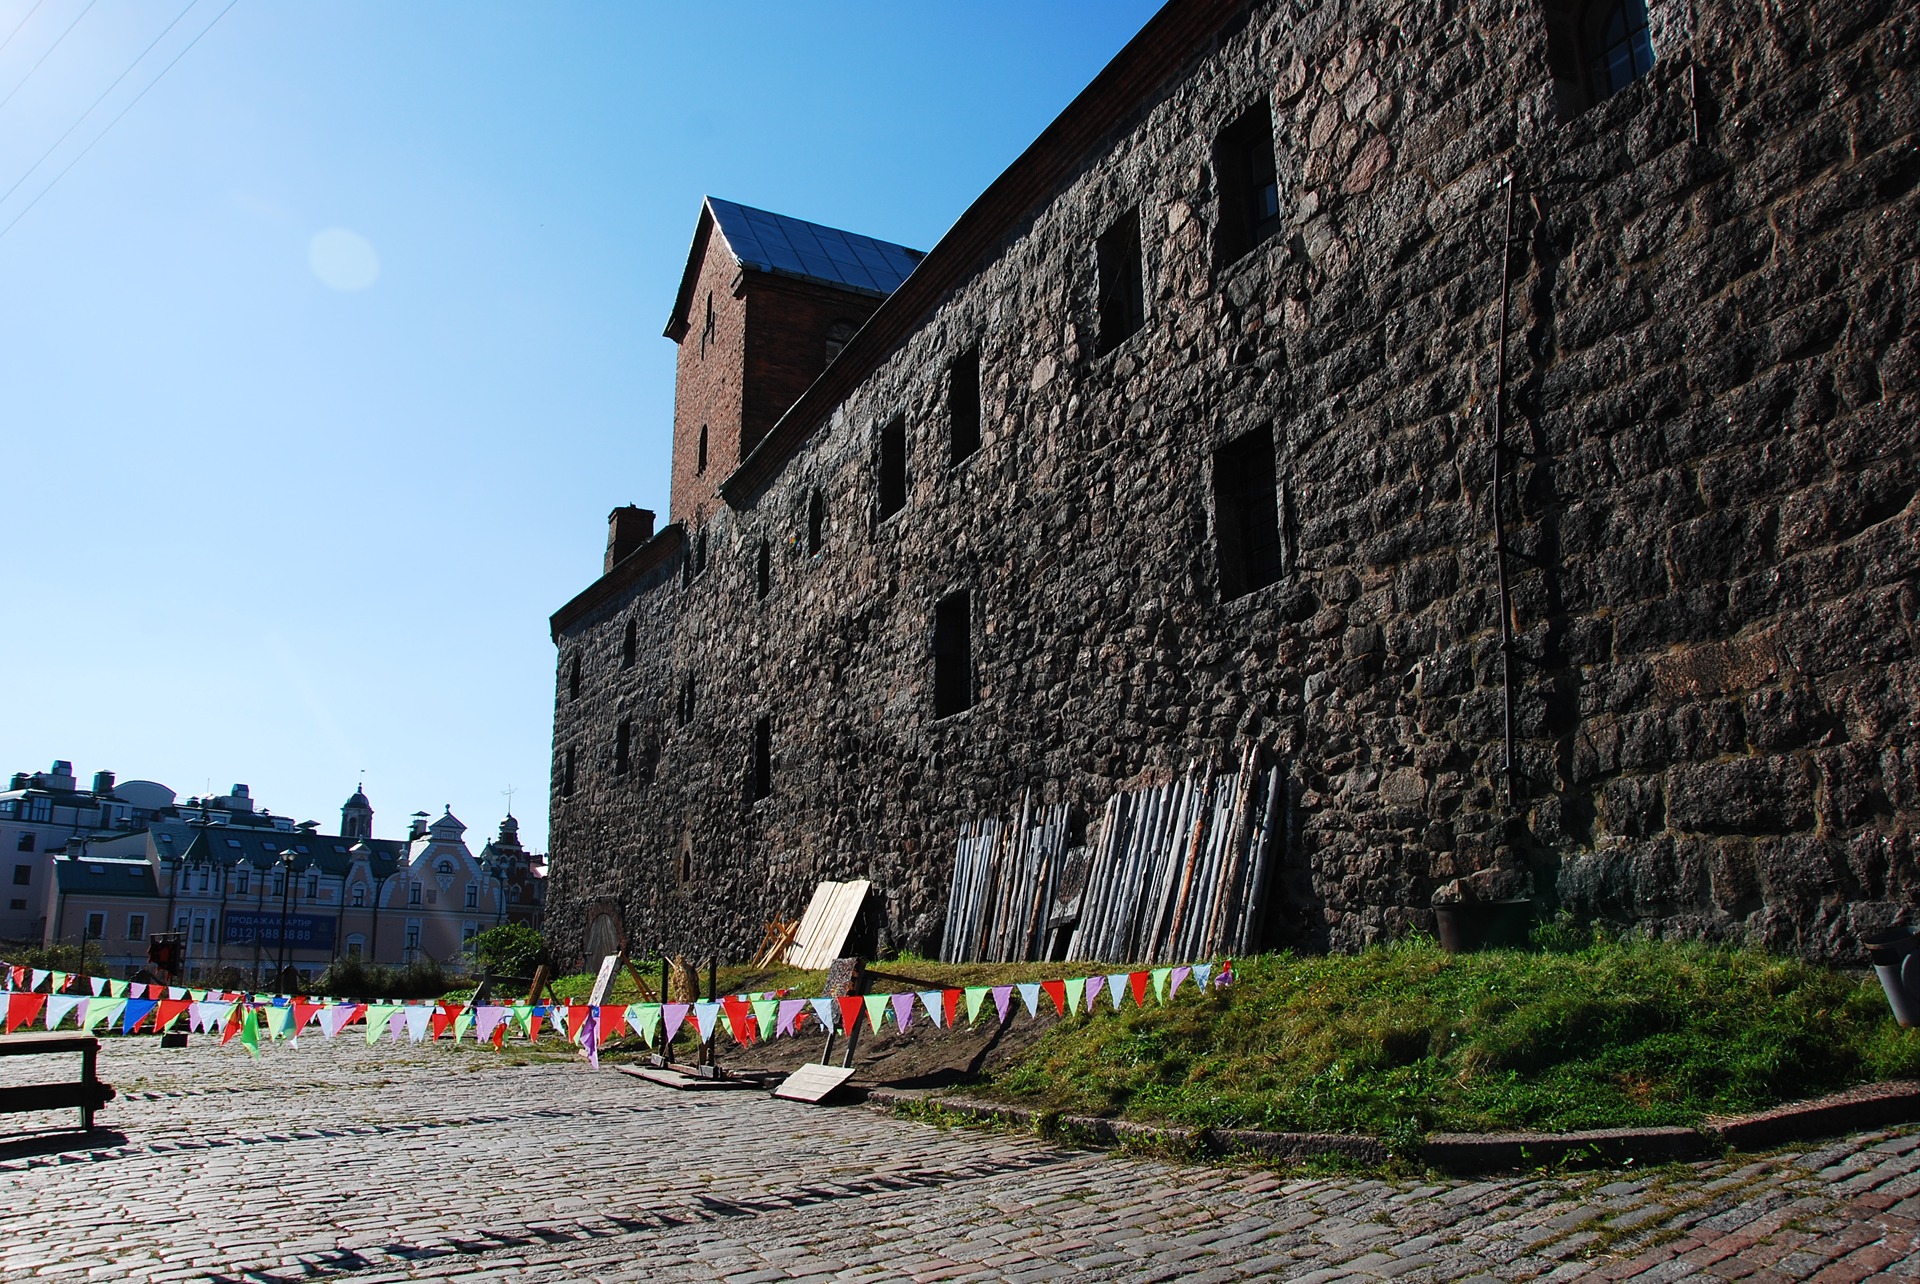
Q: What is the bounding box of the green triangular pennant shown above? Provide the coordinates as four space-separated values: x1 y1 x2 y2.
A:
1151 967 1173 1003
633 1003 662 1046
751 999 777 1041
265 1006 292 1040
1064 977 1086 1016
364 1004 400 1045
862 993 889 1034
964 986 989 1023
239 1006 260 1059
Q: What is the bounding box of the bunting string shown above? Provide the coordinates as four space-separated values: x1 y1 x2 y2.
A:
0 958 1232 1062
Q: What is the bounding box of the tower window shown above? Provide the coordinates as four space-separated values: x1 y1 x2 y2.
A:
697 424 708 475
567 653 581 700
749 716 772 802
562 746 577 798
1213 426 1284 601
949 347 981 463
825 319 858 365
621 618 637 669
878 416 907 520
700 291 715 356
677 675 696 727
1214 100 1280 266
807 488 826 556
933 590 974 719
756 539 771 600
1095 210 1146 355
1542 0 1658 117
615 718 632 774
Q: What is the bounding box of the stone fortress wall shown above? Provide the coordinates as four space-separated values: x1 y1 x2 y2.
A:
547 0 1917 964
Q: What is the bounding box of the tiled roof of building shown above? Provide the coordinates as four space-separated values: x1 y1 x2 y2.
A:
707 197 923 297
55 859 159 898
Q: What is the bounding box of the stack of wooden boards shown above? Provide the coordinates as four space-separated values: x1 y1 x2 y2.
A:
783 880 871 969
940 744 1284 965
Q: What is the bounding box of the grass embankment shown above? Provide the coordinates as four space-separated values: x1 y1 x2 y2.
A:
535 958 1117 1004
985 940 1920 1147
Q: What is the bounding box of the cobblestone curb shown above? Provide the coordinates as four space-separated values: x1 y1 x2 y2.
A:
866 1080 1920 1173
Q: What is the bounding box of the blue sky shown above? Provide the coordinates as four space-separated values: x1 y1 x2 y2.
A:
0 1 1162 852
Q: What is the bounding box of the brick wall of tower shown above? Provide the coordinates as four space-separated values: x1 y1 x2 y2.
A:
668 234 747 528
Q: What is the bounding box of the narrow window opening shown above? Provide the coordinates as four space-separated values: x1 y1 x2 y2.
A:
567 653 581 700
615 718 632 775
1213 100 1280 266
949 347 981 463
1542 0 1657 117
878 416 907 520
1095 210 1146 355
825 319 858 366
755 539 771 599
749 716 771 802
807 488 826 555
933 590 974 718
677 675 696 727
621 618 636 669
700 291 715 356
562 745 577 798
1212 426 1284 601
696 424 708 475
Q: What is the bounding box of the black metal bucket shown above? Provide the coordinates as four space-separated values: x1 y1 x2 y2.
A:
1433 899 1536 953
1865 928 1920 1028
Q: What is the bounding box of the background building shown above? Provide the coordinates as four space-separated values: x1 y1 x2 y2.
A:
10 767 546 984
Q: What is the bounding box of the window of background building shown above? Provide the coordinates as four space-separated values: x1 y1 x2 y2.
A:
878 416 907 520
409 882 422 906
236 869 248 895
933 590 975 718
7 899 22 911
1213 100 1280 265
127 913 146 940
307 875 319 898
949 347 981 462
1212 426 1284 601
1096 210 1146 354
347 937 364 959
15 833 33 852
85 912 104 939
11 864 28 885
191 917 205 943
352 884 366 907
465 884 478 908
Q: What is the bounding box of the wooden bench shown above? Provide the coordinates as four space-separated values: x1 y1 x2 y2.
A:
0 1032 115 1132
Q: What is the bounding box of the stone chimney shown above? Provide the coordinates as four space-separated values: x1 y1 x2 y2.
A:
605 506 656 573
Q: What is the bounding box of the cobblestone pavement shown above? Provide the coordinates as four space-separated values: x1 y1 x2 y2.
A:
0 1038 1917 1282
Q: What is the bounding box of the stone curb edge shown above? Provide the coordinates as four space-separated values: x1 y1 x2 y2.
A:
860 1080 1920 1174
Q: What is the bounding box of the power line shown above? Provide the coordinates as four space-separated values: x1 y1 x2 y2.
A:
0 0 200 212
0 0 50 61
0 0 240 244
0 0 97 117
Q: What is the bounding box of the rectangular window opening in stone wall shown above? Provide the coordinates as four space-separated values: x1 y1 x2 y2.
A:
1095 208 1145 355
1213 426 1284 601
1541 0 1656 119
933 590 974 719
1213 99 1280 267
615 717 632 775
756 538 771 600
562 745 577 798
878 415 908 521
807 487 826 556
621 618 636 669
677 675 696 727
697 423 708 474
567 652 580 700
949 346 981 463
750 716 772 803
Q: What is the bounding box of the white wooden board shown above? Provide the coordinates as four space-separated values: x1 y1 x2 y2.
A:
587 953 621 1006
772 1062 858 1103
788 879 870 969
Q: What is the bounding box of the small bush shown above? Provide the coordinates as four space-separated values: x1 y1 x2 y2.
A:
469 923 548 982
311 956 461 1001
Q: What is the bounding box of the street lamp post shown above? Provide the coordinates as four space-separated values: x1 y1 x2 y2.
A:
274 848 299 992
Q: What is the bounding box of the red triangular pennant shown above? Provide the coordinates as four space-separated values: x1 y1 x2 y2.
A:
721 996 755 1045
431 1003 464 1041
6 992 46 1033
1128 971 1150 1007
292 1000 324 1035
943 988 962 1028
564 1004 589 1043
600 1004 627 1038
1041 979 1067 1017
837 994 864 1035
155 999 191 1031
220 1006 246 1045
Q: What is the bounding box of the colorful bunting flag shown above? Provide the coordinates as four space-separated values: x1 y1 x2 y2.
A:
776 998 806 1037
1041 979 1067 1017
751 999 777 1042
1106 973 1129 1010
917 991 943 1028
1077 976 1098 1012
964 986 989 1023
238 1005 260 1059
1151 967 1172 1002
1016 983 1041 1018
1128 971 1150 1007
992 985 1013 1023
691 1001 721 1043
364 1005 401 1045
890 993 916 1033
6 992 45 1033
629 1004 662 1046
836 995 863 1036
1169 965 1192 999
1194 963 1213 989
155 998 191 1032
122 999 157 1035
662 1003 690 1044
863 992 889 1035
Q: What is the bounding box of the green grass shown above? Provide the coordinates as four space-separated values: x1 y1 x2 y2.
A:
985 938 1920 1149
522 957 1131 1004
